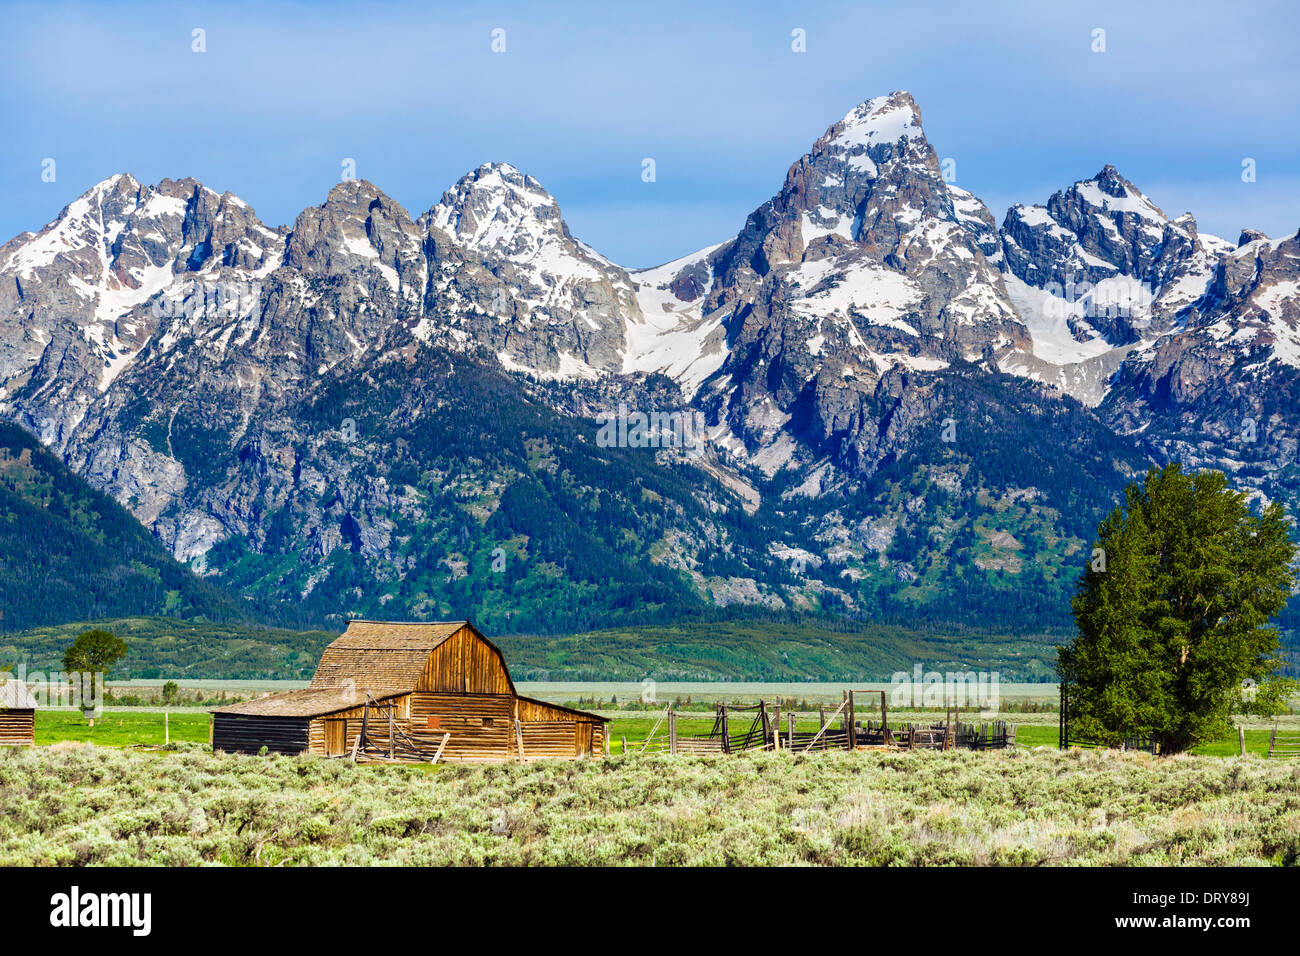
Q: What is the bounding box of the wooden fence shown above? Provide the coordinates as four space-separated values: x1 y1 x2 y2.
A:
351 697 450 764
1269 724 1300 758
635 696 1016 755
1059 681 1160 754
1060 731 1160 754
953 721 1016 750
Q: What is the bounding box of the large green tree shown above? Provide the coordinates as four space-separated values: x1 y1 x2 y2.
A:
62 628 128 727
63 628 128 677
1059 464 1297 753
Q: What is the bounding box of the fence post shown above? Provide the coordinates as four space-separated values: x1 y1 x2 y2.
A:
669 709 677 756
1239 726 1246 757
848 690 856 750
788 712 795 751
1059 682 1067 749
721 705 729 754
621 735 627 754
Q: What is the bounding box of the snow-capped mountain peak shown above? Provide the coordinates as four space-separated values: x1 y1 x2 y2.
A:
0 173 285 447
407 163 640 381
2 91 1298 569
819 91 928 176
428 163 573 262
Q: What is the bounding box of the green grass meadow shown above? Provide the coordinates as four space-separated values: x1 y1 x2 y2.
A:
28 709 1287 757
34 711 213 747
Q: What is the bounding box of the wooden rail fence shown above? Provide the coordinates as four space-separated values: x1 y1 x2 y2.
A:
350 695 451 763
1060 731 1160 754
1059 682 1160 754
1269 724 1300 758
634 696 1016 756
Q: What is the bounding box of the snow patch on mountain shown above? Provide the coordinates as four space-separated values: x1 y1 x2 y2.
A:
626 242 731 398
789 258 923 331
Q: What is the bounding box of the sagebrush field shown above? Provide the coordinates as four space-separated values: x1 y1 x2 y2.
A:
3 744 1298 866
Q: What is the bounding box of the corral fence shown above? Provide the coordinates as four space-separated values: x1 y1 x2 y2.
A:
636 690 1015 756
954 720 1017 750
1058 682 1161 754
351 695 451 764
1062 733 1161 755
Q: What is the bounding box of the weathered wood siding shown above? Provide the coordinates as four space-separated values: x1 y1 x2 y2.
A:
334 691 605 762
307 696 410 755
323 718 347 756
308 718 325 754
515 697 606 759
517 697 593 722
0 710 34 746
519 721 584 759
409 692 514 760
213 714 310 754
213 622 604 762
416 626 513 695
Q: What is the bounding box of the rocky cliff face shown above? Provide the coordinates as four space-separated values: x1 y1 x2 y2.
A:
0 174 284 449
1101 229 1300 505
991 161 1299 506
996 166 1233 405
418 163 642 378
692 92 1030 479
1 91 1295 632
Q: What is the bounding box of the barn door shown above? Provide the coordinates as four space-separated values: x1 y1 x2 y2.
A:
576 723 592 758
324 719 346 756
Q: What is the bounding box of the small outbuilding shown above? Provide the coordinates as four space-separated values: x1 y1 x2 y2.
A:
0 678 37 746
212 620 606 761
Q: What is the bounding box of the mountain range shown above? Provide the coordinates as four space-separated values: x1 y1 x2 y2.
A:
0 421 256 632
2 90 1297 636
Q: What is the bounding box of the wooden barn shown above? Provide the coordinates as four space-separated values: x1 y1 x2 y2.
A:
0 678 36 746
212 620 606 761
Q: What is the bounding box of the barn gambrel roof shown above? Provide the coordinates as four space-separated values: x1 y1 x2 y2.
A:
308 620 513 693
214 620 519 719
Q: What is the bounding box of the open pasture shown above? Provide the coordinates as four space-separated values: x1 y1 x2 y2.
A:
26 709 1300 757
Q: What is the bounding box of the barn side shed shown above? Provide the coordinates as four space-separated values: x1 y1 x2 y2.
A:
212 620 606 761
211 687 405 755
0 679 37 746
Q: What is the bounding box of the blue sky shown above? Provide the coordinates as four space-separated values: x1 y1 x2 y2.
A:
2 0 1296 267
